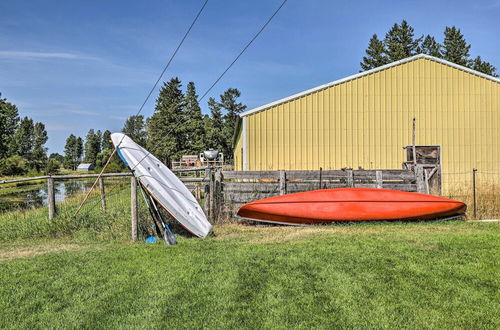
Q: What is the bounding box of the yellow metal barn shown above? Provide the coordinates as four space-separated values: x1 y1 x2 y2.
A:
233 54 500 184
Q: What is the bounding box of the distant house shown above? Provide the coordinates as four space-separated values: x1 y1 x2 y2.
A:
76 163 95 172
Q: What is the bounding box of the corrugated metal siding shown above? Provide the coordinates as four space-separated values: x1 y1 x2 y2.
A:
234 127 243 170
239 58 500 176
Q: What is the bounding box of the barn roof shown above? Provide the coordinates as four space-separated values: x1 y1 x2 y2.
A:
77 163 94 169
239 54 500 118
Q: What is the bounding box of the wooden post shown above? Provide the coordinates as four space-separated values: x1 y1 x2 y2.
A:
47 177 56 220
208 168 215 222
214 169 223 223
415 165 426 194
376 171 383 189
98 177 106 211
279 170 286 195
472 168 477 219
412 117 417 167
130 177 137 241
347 170 354 187
319 167 323 190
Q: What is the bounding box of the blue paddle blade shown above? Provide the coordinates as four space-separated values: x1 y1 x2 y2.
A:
145 236 157 244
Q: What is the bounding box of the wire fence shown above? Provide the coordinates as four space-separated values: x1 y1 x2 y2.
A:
442 170 500 219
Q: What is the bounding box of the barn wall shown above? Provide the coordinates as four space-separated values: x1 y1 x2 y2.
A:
242 58 500 178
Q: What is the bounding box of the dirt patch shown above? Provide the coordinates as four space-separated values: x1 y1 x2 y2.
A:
0 243 90 262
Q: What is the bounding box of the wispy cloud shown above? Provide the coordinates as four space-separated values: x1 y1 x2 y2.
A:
0 50 99 61
69 109 126 121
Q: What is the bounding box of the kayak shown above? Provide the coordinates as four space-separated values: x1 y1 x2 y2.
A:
237 188 466 224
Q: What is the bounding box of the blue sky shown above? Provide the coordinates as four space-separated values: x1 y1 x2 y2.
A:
1 0 499 153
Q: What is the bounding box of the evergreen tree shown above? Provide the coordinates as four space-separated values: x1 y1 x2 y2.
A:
360 34 389 70
9 117 34 159
183 82 205 154
470 56 498 77
31 122 48 171
147 77 185 164
84 129 101 164
219 88 246 161
205 97 225 153
419 35 442 57
101 130 113 150
64 134 82 170
384 20 422 62
122 115 147 146
442 26 470 66
0 93 20 159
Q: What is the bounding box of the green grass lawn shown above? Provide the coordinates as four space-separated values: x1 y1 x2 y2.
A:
0 221 498 329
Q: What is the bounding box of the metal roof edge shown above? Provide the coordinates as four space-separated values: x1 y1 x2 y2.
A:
240 54 500 117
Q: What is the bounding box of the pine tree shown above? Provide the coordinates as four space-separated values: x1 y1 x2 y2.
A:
442 26 470 66
419 35 441 57
205 97 225 153
84 129 101 164
147 77 185 164
184 82 205 154
0 93 20 159
122 115 147 146
384 20 422 62
101 130 113 150
360 34 389 70
470 56 498 77
31 122 48 171
219 88 246 161
9 117 34 159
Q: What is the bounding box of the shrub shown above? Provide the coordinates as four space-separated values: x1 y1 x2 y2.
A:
0 155 29 176
45 159 61 175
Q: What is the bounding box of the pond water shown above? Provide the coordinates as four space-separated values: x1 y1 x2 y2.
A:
0 180 100 213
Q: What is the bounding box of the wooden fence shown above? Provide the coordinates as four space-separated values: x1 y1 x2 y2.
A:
203 166 430 222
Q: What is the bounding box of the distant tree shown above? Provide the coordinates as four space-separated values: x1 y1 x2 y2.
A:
147 77 185 164
384 20 422 62
45 158 60 175
84 129 101 164
360 34 389 70
122 115 147 146
30 122 49 171
9 117 34 159
0 93 20 159
205 97 225 153
101 130 113 150
49 152 65 164
219 88 246 161
0 155 28 176
419 35 442 57
183 82 205 154
442 26 470 66
470 56 498 77
64 134 83 170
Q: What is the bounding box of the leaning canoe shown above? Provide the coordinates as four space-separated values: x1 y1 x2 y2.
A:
237 188 466 225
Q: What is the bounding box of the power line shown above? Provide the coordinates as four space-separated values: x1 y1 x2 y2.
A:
199 0 287 101
130 0 288 171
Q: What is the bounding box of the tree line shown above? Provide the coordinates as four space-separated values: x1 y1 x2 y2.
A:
0 93 57 176
62 77 246 169
360 21 497 76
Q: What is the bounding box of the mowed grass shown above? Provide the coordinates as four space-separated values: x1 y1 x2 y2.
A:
0 221 499 329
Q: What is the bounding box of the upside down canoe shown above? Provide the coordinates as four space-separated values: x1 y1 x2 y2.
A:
237 188 466 225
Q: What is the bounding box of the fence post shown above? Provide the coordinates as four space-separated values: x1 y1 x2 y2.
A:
472 168 477 219
347 170 354 187
130 177 138 241
47 177 56 220
319 167 323 190
214 169 223 223
279 170 286 195
415 165 426 193
99 177 106 211
208 167 215 222
376 171 383 189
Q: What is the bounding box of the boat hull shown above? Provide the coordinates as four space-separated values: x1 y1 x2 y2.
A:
237 188 466 224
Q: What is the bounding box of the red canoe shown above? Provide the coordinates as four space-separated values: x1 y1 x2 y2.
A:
237 188 466 225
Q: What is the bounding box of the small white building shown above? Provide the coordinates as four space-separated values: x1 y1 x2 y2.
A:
76 163 95 172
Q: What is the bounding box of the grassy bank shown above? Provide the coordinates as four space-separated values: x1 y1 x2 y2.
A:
0 222 499 329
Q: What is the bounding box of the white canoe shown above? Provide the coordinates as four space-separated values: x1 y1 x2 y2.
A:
111 133 212 238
